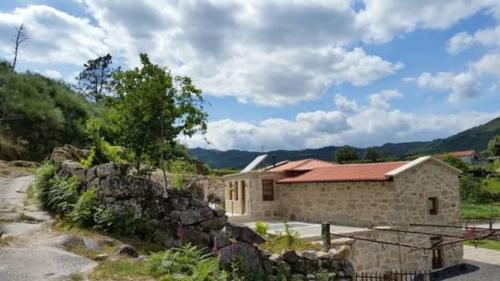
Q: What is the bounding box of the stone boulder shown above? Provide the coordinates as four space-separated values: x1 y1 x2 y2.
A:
282 250 299 264
219 241 264 276
170 207 214 225
51 234 83 249
95 175 163 199
225 222 265 245
59 160 86 180
86 162 129 182
116 244 139 258
210 230 232 249
50 144 86 163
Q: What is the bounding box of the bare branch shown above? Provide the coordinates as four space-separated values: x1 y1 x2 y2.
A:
12 24 29 70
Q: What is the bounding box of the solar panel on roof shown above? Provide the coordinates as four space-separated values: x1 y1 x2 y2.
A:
241 154 267 173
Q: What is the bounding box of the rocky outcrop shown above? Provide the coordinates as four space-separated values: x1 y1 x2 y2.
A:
50 144 87 163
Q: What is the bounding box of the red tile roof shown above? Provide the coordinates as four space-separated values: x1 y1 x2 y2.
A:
277 161 408 183
446 150 476 158
266 158 336 172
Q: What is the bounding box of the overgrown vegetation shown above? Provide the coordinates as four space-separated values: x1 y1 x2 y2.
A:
0 62 92 160
255 221 321 254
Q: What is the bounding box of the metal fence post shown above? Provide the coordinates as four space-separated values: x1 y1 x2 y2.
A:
322 222 331 252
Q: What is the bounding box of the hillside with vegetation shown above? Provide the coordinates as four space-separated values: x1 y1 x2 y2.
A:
0 62 94 160
191 117 500 169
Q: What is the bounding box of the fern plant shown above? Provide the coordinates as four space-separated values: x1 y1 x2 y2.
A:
69 188 99 227
45 176 80 214
147 244 228 281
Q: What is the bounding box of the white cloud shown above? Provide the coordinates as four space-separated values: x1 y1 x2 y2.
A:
43 69 63 80
447 26 500 54
416 72 480 102
447 32 475 54
334 94 358 112
186 95 499 150
357 0 498 43
471 52 500 76
78 0 403 106
368 89 403 109
0 5 108 64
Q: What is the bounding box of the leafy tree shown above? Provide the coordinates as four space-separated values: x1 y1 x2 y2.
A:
110 54 207 177
76 54 117 102
488 135 500 156
364 147 380 162
442 155 470 173
335 146 358 163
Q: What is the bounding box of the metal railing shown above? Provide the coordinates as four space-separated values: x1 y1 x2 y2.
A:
350 270 432 281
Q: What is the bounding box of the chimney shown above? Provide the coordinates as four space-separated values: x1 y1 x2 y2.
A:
272 155 276 167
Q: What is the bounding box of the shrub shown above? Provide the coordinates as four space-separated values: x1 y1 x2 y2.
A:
45 176 80 215
254 220 269 236
147 244 228 281
69 188 99 227
93 205 137 236
34 163 56 205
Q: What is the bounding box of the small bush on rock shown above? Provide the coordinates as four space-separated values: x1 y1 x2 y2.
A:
69 188 99 227
254 220 269 236
147 244 228 281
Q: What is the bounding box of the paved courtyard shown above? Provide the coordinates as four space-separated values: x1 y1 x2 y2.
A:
243 220 368 240
435 260 500 281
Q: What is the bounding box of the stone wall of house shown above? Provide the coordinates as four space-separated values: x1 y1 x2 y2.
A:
277 159 460 227
278 181 397 226
223 172 286 218
392 160 461 225
341 228 463 273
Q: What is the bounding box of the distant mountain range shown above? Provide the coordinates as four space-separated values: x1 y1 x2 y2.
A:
190 117 500 169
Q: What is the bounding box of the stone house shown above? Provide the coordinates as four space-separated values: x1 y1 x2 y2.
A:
222 158 335 219
223 156 464 272
437 150 486 166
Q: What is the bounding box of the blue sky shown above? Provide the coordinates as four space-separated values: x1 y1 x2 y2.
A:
1 1 499 151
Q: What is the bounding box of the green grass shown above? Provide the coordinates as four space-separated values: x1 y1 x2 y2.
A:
482 178 500 193
460 202 500 219
464 240 500 251
89 259 153 281
260 233 321 254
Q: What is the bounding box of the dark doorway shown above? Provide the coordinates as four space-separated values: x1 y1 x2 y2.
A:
432 247 443 269
241 180 246 214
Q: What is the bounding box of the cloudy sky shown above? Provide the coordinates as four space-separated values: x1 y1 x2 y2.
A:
1 1 500 151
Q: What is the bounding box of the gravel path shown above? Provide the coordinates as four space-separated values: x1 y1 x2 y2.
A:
0 175 96 281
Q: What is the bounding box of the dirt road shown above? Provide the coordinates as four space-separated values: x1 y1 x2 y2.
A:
0 175 96 281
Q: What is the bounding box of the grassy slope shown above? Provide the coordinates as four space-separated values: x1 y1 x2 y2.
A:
464 240 500 251
460 202 500 219
482 178 500 193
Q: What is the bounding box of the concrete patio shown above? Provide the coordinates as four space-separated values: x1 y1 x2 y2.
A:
242 220 369 241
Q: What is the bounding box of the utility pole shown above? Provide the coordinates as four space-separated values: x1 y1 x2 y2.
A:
12 24 28 70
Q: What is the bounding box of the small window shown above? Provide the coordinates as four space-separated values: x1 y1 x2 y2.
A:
234 181 239 201
228 182 233 200
428 197 438 215
262 180 274 201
